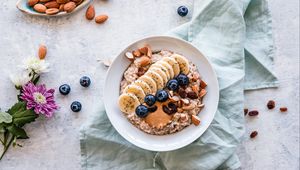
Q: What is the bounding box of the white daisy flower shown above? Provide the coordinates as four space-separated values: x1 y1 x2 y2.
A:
20 57 50 74
9 70 32 88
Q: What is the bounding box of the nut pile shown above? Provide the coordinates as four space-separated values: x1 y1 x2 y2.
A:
28 0 84 15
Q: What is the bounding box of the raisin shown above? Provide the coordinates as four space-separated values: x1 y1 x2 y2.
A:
250 131 258 138
267 100 275 109
244 108 248 116
168 102 178 113
248 110 259 116
187 91 198 99
280 107 288 112
162 105 172 115
148 105 157 112
178 88 187 98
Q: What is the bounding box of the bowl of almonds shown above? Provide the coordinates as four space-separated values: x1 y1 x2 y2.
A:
16 0 92 16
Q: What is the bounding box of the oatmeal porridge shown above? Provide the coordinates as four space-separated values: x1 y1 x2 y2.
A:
118 45 207 135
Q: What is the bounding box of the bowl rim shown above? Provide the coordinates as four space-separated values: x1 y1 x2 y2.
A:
104 35 219 151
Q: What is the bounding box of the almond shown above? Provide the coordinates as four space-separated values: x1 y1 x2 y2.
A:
137 56 151 67
56 0 70 4
139 47 148 55
95 15 108 24
200 80 207 89
191 115 201 126
132 50 141 57
45 1 60 8
192 84 199 93
64 2 76 13
146 45 152 58
46 8 60 15
73 0 83 5
40 0 52 2
38 45 47 59
27 0 39 7
59 4 64 11
125 52 134 61
199 89 207 98
85 5 95 20
33 4 47 13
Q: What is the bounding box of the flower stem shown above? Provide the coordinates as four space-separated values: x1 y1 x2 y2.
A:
0 135 14 160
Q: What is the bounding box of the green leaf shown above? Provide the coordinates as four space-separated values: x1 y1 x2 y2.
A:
7 102 38 127
7 125 28 139
0 112 12 123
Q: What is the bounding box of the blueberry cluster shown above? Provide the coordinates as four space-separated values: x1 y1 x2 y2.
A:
59 76 92 112
135 73 189 118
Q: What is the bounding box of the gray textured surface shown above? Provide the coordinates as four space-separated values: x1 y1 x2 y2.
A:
0 0 299 170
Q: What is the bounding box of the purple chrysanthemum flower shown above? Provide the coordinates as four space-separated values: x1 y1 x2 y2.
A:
20 82 58 118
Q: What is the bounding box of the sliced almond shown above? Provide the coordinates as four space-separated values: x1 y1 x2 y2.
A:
182 103 195 110
200 80 207 89
125 52 134 61
170 95 180 102
192 84 199 94
181 98 190 105
199 89 207 98
191 115 201 126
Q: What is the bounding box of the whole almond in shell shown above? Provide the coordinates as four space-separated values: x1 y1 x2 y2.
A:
85 5 95 20
95 15 108 24
27 0 39 7
38 45 47 59
34 4 47 13
45 1 60 8
64 2 76 13
46 8 60 15
56 0 70 4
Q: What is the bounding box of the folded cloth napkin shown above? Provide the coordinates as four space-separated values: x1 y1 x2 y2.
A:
80 0 278 169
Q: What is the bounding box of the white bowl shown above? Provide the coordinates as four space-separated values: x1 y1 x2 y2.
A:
104 36 219 151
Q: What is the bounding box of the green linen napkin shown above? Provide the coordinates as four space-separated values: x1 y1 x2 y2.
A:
80 0 278 169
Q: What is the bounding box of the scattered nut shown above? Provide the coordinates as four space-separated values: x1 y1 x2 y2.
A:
132 50 142 57
250 131 258 138
280 107 288 112
182 103 195 110
192 84 199 94
139 47 148 55
200 80 207 89
38 45 47 59
95 15 109 24
125 52 134 61
146 45 152 58
135 56 151 67
85 5 95 20
191 115 201 126
56 0 70 4
244 108 248 116
199 89 207 98
180 114 189 122
248 110 259 116
170 96 180 102
267 100 275 109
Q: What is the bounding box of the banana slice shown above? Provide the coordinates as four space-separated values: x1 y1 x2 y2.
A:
148 67 168 84
138 75 157 93
145 70 164 90
156 60 174 79
171 54 190 74
151 62 170 80
123 84 145 103
162 57 180 76
132 80 152 95
118 93 140 114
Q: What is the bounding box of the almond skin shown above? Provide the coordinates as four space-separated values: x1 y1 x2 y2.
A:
40 0 52 2
56 0 70 4
64 2 76 13
85 5 95 20
27 0 39 7
34 4 47 13
95 15 108 24
45 1 60 8
59 4 64 11
38 45 47 59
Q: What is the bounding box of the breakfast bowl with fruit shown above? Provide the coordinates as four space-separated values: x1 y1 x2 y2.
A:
104 36 219 151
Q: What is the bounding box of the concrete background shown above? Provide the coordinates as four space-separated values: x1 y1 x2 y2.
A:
0 0 299 169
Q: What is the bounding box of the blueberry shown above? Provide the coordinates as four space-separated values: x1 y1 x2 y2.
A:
177 6 188 17
80 76 91 87
59 84 71 95
71 101 82 112
135 105 149 118
144 94 156 106
166 79 179 91
176 74 189 86
155 90 169 102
